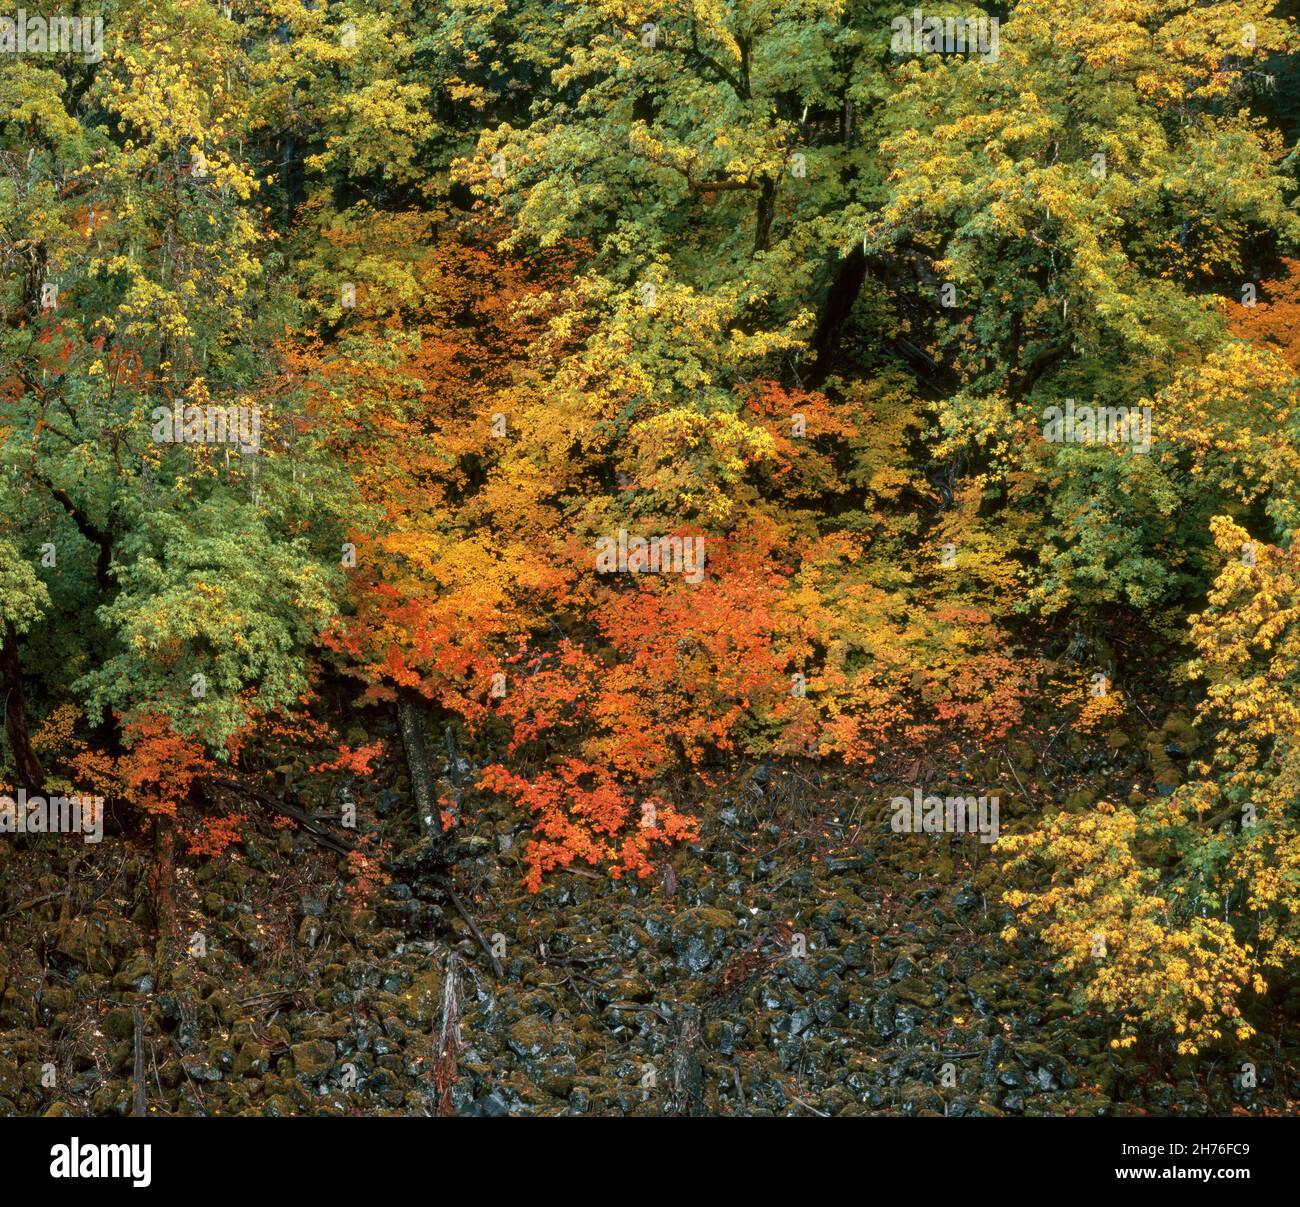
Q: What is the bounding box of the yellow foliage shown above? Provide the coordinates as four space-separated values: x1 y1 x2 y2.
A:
1000 801 1260 1052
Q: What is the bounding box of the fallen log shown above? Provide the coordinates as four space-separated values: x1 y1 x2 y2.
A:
204 776 354 855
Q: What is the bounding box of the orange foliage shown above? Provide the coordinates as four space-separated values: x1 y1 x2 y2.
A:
1228 258 1300 370
479 758 696 891
116 713 217 820
186 813 243 858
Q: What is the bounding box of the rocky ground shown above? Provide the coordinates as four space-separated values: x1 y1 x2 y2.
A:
1 725 1297 1117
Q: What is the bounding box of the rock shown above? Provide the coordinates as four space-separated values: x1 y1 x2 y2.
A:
102 1007 136 1043
1064 787 1097 812
843 940 869 968
894 977 937 1007
0 760 1252 1120
870 993 897 1039
679 935 713 974
888 955 918 981
507 1015 548 1060
56 918 113 974
967 973 1005 1011
900 1083 944 1115
461 1088 510 1117
567 1084 591 1113
538 1057 577 1097
1161 712 1197 747
112 952 155 993
789 1007 815 1036
234 1042 270 1078
290 1040 335 1080
1014 1044 1077 1090
672 907 737 934
402 969 445 1027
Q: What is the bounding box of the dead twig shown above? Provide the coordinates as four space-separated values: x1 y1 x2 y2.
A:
131 1006 147 1117
0 890 65 920
430 875 504 977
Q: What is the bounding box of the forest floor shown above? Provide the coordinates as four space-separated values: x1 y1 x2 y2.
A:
2 709 1297 1117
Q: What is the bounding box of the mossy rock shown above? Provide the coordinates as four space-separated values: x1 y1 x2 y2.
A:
1064 788 1097 813
1161 712 1198 747
672 907 737 935
1007 741 1037 774
289 1039 335 1080
102 1007 136 1042
507 1014 550 1058
233 1042 270 1077
401 969 445 1027
55 918 113 975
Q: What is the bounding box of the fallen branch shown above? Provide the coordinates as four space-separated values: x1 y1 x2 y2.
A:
429 875 504 978
0 890 65 921
205 776 354 855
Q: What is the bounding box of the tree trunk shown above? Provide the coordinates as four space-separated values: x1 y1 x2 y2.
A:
669 1003 705 1116
152 812 175 940
1 620 44 793
807 244 868 388
753 176 776 255
397 688 439 837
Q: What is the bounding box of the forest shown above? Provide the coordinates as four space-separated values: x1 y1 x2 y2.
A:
1 0 1299 1128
